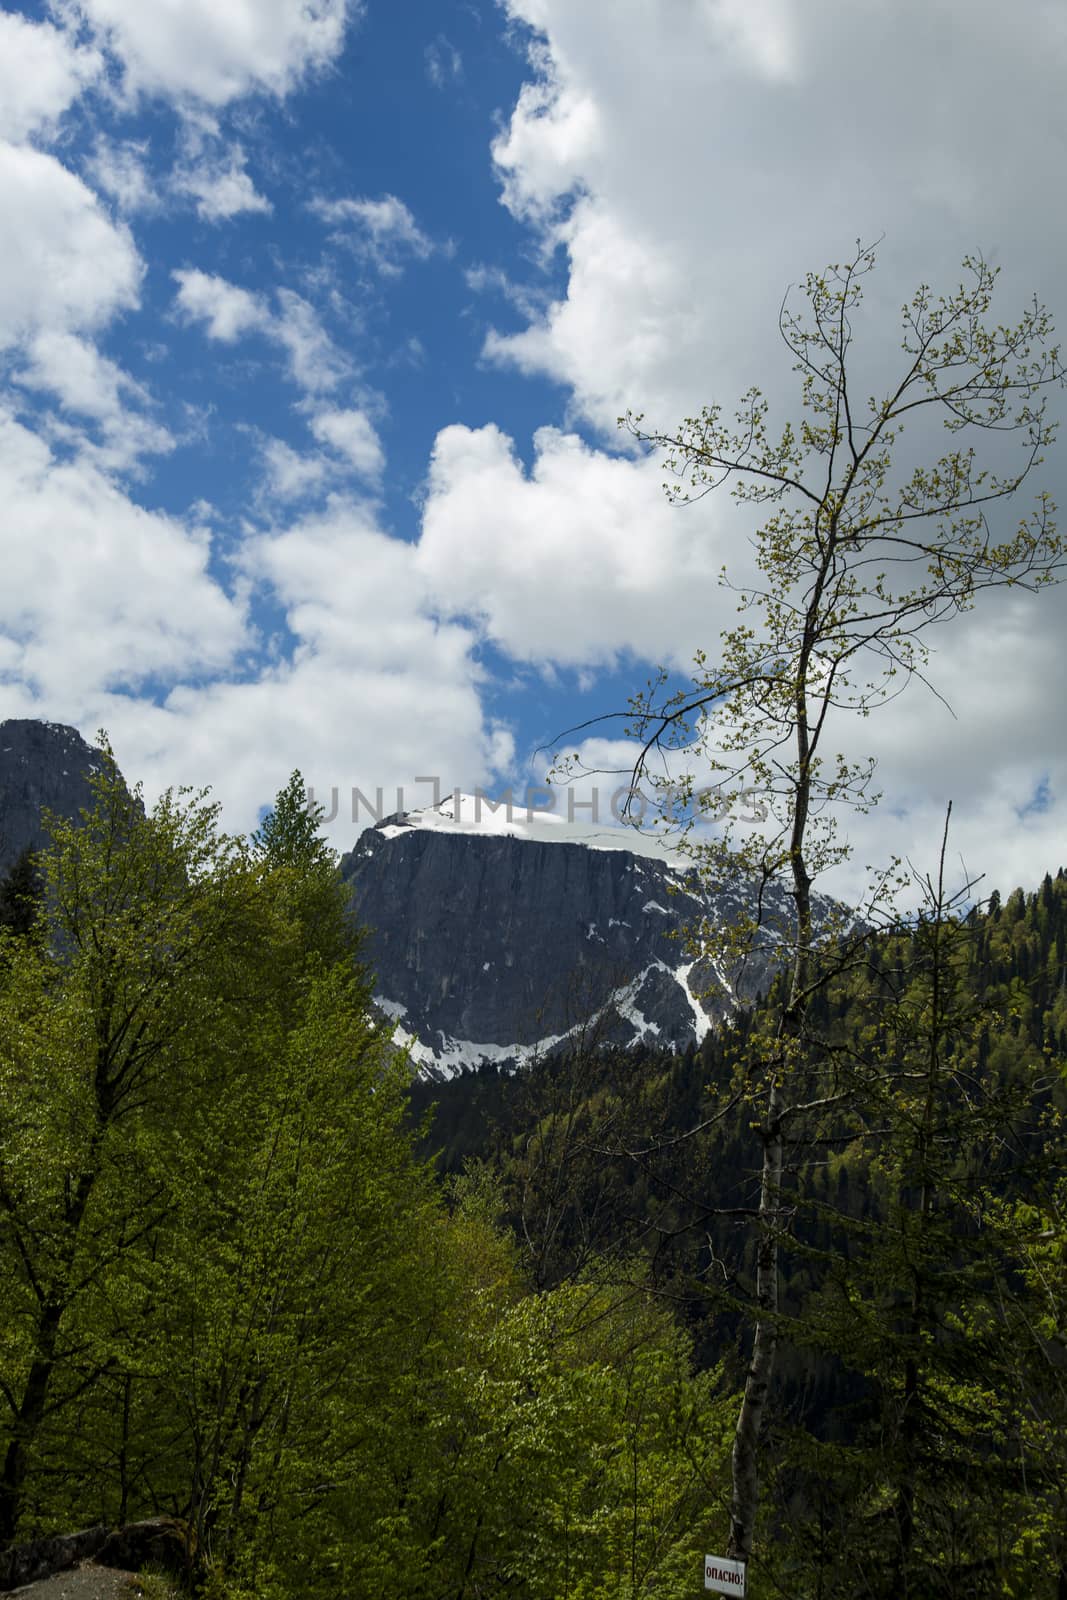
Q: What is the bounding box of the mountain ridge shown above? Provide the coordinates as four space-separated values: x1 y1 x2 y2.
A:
0 724 802 1080
340 799 796 1078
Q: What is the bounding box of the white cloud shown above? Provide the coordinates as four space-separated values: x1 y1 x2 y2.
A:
2 0 1062 912
311 193 432 274
0 407 508 856
261 437 330 502
68 0 356 107
172 267 268 342
257 409 385 504
418 422 730 668
0 12 101 142
491 0 1067 432
273 289 348 391
491 36 600 226
86 137 156 214
431 0 1067 896
739 583 1067 908
174 143 272 220
465 263 547 320
706 0 800 84
8 500 512 856
0 143 142 350
425 34 463 90
0 141 163 464
172 272 345 392
483 202 692 433
309 407 384 482
0 406 245 701
16 331 173 469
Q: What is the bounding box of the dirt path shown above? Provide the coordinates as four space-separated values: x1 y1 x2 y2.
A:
7 1566 177 1600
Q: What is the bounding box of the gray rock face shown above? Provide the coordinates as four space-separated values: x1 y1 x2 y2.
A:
0 721 105 877
340 815 792 1077
0 723 820 1080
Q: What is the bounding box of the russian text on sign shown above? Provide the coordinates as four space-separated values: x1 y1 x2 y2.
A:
704 1553 746 1595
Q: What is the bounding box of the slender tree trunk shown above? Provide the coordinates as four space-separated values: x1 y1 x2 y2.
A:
117 1374 132 1525
0 1305 64 1544
223 1375 268 1567
727 1079 783 1563
727 658 815 1565
0 1159 100 1547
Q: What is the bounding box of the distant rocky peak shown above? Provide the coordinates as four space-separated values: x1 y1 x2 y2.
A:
0 720 106 877
340 810 792 1080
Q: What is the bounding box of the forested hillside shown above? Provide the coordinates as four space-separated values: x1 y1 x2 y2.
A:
1 752 1065 1597
0 760 732 1600
415 869 1067 1597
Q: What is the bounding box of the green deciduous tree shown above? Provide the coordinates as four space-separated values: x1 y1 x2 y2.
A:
601 243 1065 1567
0 751 259 1545
0 752 430 1578
2 751 735 1600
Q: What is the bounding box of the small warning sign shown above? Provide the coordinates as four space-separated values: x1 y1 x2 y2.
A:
704 1553 746 1595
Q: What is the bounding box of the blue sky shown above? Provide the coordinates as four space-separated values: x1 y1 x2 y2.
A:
2 0 1067 900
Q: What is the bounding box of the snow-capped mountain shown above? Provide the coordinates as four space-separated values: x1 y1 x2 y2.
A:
0 728 809 1081
340 794 794 1080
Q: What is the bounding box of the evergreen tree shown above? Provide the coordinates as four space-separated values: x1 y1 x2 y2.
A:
0 848 42 939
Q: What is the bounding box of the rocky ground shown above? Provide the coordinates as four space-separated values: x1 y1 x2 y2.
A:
8 1567 177 1599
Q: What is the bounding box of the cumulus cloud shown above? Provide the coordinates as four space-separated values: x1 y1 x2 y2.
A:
273 289 348 391
174 142 272 221
0 406 244 700
430 0 1067 895
0 141 168 465
15 332 173 469
86 137 157 213
311 193 433 275
0 12 102 142
57 502 508 853
308 407 384 482
1 0 1062 908
254 408 385 506
0 143 142 350
260 437 331 502
172 271 346 392
491 0 1067 432
0 407 507 853
172 267 267 342
418 422 733 668
728 581 1067 908
68 0 356 106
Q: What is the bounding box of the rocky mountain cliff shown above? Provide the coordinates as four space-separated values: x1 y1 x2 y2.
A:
340 796 799 1079
0 721 106 877
0 724 811 1081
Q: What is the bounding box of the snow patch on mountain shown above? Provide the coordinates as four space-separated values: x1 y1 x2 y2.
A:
377 791 686 863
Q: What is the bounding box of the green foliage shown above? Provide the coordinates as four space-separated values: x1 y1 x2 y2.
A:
0 848 42 940
250 770 332 872
0 749 260 1544
420 860 1067 1596
615 244 1062 938
581 241 1067 1567
0 748 739 1600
